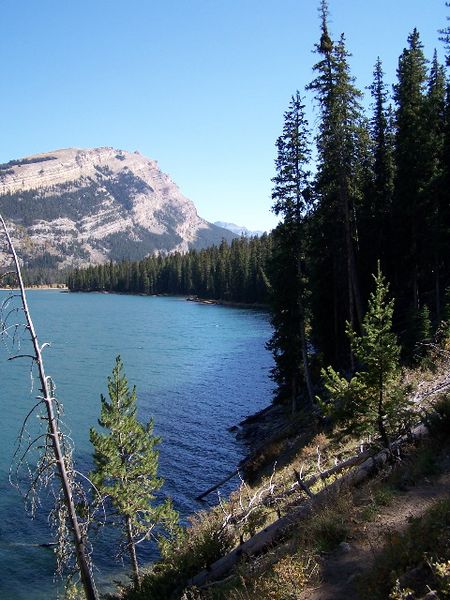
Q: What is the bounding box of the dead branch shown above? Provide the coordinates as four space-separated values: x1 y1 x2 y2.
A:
196 469 240 501
188 422 428 588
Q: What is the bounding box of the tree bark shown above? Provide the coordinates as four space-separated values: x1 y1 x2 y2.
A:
297 259 314 409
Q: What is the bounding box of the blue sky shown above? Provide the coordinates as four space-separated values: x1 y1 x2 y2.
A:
0 0 447 231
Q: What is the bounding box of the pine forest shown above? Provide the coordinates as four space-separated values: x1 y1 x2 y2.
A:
68 0 450 414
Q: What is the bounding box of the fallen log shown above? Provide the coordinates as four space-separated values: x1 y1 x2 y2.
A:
196 470 239 501
196 447 370 504
189 423 428 588
293 449 372 493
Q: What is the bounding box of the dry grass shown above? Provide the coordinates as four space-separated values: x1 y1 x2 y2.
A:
118 348 450 600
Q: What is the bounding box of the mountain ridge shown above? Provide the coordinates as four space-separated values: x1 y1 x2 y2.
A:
0 147 236 269
214 221 265 237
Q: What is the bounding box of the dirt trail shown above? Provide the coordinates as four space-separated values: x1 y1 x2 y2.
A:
299 461 450 600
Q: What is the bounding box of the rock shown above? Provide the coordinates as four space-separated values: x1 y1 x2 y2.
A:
338 541 352 553
0 147 236 269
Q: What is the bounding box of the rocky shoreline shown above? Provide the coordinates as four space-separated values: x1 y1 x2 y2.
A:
232 403 287 450
228 403 294 481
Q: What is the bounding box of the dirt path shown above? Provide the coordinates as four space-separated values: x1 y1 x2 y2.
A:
299 460 450 600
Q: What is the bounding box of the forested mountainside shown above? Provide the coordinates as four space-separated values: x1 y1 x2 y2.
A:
0 147 235 272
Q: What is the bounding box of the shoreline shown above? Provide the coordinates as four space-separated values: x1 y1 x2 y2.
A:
67 288 270 309
186 295 269 310
0 285 67 291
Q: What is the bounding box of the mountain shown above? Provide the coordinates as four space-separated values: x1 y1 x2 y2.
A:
0 147 236 269
214 221 265 237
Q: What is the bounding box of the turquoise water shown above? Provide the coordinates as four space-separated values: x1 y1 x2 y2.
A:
0 291 274 598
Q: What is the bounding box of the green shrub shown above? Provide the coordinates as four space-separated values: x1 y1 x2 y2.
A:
120 509 234 600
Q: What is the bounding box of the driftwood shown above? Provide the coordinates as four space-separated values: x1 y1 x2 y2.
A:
196 470 239 501
189 423 428 588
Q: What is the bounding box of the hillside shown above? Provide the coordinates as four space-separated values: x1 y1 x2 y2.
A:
114 359 450 600
0 147 236 269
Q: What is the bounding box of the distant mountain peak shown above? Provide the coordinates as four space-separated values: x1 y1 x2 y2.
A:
214 221 265 237
0 147 236 269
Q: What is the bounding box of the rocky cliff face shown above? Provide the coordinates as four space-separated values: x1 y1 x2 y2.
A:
0 147 235 269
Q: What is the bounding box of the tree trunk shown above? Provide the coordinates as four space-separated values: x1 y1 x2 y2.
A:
126 515 140 589
0 215 98 600
434 251 441 321
340 177 362 371
297 259 314 409
291 375 297 414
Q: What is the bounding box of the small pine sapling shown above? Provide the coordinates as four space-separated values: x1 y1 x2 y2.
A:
321 264 410 447
90 356 178 588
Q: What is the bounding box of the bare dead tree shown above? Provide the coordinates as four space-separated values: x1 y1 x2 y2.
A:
0 214 98 599
217 465 279 544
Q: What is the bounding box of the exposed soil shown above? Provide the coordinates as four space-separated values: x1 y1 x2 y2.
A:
298 452 450 600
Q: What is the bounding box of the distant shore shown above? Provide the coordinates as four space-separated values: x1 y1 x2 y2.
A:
0 284 68 291
186 295 269 310
65 289 269 309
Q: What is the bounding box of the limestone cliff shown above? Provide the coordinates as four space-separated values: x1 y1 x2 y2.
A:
0 147 235 268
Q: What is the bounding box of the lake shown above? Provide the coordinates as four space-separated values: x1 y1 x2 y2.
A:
0 291 274 599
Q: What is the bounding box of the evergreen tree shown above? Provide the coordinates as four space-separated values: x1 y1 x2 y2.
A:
322 265 407 447
440 3 450 295
90 357 178 588
66 236 271 305
392 29 428 321
439 2 450 67
423 51 447 318
362 58 395 280
267 91 313 411
307 1 370 367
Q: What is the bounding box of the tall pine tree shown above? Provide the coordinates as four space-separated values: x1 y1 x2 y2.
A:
423 50 447 319
267 91 314 411
392 29 428 333
361 57 395 283
307 0 370 368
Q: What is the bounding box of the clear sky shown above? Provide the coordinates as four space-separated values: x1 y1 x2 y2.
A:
0 0 447 232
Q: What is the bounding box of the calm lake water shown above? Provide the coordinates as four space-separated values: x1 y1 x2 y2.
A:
0 291 274 599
